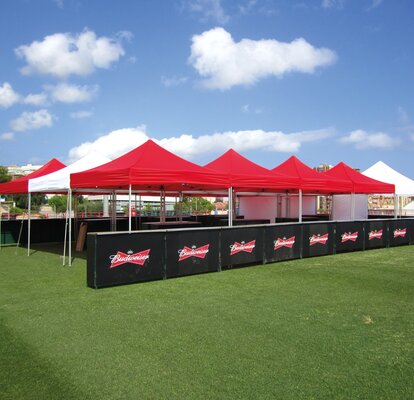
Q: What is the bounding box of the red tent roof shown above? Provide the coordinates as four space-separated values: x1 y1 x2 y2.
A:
0 158 66 194
70 140 228 191
272 155 352 193
205 149 300 191
323 162 395 194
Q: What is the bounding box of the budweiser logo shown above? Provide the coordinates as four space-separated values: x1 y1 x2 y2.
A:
341 232 358 243
178 244 209 261
274 236 295 250
109 249 150 268
230 240 256 255
309 233 329 246
368 230 382 240
394 228 406 238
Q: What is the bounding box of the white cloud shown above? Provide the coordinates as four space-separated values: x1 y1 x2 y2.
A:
68 126 149 162
23 92 49 106
46 83 98 103
70 110 93 119
15 30 127 78
367 0 383 11
52 0 64 8
239 0 258 15
241 104 262 114
68 126 333 162
1 132 14 141
322 0 346 9
340 129 397 150
189 28 337 90
187 0 229 24
10 109 53 132
161 75 188 87
0 82 20 108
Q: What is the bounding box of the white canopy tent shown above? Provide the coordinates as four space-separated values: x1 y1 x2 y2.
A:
363 161 414 195
28 152 111 265
363 161 414 217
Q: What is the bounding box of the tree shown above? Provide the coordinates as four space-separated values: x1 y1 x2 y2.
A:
174 197 215 214
0 166 11 184
48 195 68 213
10 193 46 212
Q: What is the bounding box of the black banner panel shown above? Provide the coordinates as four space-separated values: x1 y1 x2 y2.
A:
264 224 302 263
302 223 334 258
220 227 264 268
87 232 165 288
165 229 220 278
387 219 410 247
335 221 364 253
410 219 414 245
364 220 387 250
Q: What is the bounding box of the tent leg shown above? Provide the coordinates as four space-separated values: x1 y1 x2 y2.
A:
63 195 69 266
128 184 132 232
394 194 398 219
28 192 31 256
351 192 355 220
298 189 303 223
69 189 72 266
228 187 233 227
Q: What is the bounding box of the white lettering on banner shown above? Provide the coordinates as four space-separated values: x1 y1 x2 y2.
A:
230 240 256 255
178 244 210 261
109 249 150 268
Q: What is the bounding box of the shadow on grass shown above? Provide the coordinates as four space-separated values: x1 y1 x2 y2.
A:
0 318 89 400
14 242 87 261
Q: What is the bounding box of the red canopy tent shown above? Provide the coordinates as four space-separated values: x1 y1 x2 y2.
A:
0 158 66 194
71 140 230 230
205 149 300 224
272 156 352 193
323 162 395 220
70 140 228 192
0 158 66 255
205 149 300 191
323 162 395 194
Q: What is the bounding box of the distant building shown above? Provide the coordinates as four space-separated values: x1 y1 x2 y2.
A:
7 163 42 179
313 163 333 172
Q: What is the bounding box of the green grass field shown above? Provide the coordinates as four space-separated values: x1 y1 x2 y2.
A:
0 244 413 400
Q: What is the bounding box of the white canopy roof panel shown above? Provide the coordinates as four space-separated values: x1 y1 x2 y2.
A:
29 152 111 193
363 161 414 196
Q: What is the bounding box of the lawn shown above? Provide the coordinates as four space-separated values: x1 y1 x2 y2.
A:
0 244 413 399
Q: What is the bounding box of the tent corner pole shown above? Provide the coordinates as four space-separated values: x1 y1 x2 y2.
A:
68 189 72 267
27 192 31 256
128 184 132 232
228 187 233 227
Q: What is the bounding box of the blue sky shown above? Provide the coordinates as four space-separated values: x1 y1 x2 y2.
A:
1 0 413 177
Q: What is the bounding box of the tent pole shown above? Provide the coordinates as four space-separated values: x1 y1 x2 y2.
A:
27 192 31 256
298 189 303 223
179 192 183 222
139 194 142 230
394 194 398 219
63 194 69 266
68 189 72 267
16 195 30 254
128 184 132 232
351 192 356 220
134 193 137 230
228 187 233 227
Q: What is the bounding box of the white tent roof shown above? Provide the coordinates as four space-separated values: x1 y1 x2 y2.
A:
363 161 414 195
29 152 111 193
